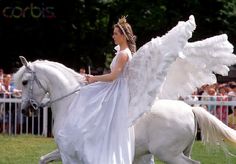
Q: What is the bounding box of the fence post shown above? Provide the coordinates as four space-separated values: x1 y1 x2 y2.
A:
42 107 48 137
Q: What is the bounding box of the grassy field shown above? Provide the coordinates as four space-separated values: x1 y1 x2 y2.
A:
0 134 236 164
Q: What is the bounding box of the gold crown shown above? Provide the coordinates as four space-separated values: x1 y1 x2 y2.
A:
118 15 128 25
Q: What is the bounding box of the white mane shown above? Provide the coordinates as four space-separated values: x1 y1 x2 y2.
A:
14 59 85 89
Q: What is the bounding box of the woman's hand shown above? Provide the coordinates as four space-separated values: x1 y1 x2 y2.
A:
86 75 97 84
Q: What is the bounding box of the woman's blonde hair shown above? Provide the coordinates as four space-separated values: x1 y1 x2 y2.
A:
114 16 136 54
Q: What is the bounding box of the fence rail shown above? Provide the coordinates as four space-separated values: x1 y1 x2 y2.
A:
0 95 51 137
184 96 236 126
0 95 236 137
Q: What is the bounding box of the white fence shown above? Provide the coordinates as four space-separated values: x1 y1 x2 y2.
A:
0 95 52 137
0 95 235 137
184 95 236 126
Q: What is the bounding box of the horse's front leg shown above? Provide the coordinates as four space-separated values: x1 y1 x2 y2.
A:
133 154 155 164
39 149 61 164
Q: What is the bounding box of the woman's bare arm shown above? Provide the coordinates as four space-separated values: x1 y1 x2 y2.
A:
87 52 128 83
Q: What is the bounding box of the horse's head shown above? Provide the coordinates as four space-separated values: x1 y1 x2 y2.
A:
15 56 48 117
15 56 86 117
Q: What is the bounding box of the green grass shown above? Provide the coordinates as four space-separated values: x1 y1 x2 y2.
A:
0 134 236 164
194 142 236 164
155 141 236 164
0 134 60 164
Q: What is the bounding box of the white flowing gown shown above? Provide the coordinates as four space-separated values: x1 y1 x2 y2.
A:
57 47 134 164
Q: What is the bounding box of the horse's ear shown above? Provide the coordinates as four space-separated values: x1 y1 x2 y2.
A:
19 56 29 67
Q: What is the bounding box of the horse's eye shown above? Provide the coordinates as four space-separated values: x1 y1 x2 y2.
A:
22 80 28 86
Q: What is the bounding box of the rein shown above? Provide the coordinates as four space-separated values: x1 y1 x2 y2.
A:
24 66 81 111
41 86 81 108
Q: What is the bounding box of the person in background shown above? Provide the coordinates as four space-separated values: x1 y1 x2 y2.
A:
202 85 217 115
1 74 21 97
216 85 229 124
0 68 4 84
0 68 3 132
228 108 236 129
0 69 4 95
228 82 236 102
185 91 199 107
1 74 21 133
79 67 86 75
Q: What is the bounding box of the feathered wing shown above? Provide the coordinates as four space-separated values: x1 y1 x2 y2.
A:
158 34 236 99
127 15 196 125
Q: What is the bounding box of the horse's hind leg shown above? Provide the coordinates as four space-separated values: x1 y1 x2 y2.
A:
39 149 61 164
184 112 198 158
183 140 195 158
133 154 154 164
163 153 200 164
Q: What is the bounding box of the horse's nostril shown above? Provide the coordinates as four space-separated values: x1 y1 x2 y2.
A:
22 109 27 115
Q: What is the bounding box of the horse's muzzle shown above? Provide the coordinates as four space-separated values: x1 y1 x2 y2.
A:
21 101 40 117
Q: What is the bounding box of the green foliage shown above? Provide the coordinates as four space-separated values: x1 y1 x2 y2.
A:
0 0 235 73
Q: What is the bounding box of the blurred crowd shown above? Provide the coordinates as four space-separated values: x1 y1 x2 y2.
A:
184 81 236 129
185 81 236 101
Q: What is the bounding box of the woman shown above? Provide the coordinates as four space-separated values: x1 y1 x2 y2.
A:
86 17 135 83
58 16 136 164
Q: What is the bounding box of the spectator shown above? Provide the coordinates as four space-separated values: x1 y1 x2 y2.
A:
228 82 236 115
201 85 217 114
197 84 209 101
1 74 21 97
228 108 236 129
79 67 86 75
0 68 4 85
185 91 199 106
1 74 21 133
228 82 236 101
0 69 3 132
216 85 229 124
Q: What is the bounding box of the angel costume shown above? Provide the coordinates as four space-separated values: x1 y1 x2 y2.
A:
56 15 236 164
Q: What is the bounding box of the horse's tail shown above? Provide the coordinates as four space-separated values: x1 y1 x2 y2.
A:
192 106 236 147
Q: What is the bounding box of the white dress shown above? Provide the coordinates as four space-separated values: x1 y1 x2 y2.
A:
57 47 134 164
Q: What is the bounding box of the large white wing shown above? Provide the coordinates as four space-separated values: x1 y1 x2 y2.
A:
158 34 236 99
127 15 196 125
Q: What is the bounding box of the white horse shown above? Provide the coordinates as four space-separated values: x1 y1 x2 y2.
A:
14 57 236 164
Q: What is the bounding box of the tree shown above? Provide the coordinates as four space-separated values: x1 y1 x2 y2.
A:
0 0 235 73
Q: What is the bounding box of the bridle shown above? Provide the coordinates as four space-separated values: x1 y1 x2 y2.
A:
22 66 81 112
